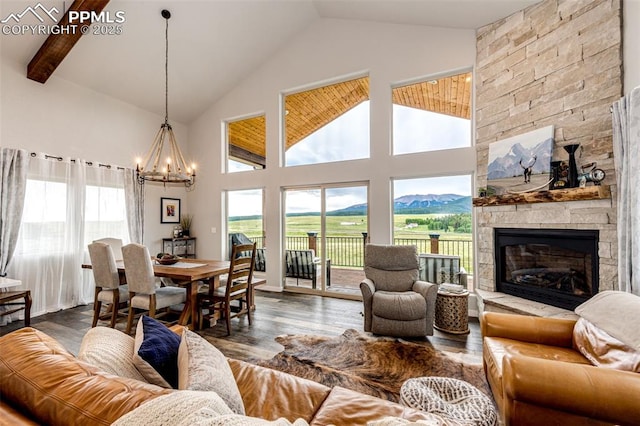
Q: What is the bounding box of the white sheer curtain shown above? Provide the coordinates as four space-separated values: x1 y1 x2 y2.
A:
612 86 640 295
7 154 131 317
124 168 144 244
82 162 131 300
8 154 86 315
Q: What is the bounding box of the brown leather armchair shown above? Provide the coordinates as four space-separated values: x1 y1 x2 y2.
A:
481 311 640 425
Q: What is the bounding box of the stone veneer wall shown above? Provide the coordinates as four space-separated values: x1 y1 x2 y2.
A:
475 0 622 295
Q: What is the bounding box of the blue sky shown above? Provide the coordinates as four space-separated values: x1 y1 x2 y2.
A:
285 101 471 165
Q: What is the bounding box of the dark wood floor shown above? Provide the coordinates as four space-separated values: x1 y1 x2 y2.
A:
0 290 483 365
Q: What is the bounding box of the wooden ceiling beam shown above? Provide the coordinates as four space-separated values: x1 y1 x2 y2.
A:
27 0 110 83
229 145 266 169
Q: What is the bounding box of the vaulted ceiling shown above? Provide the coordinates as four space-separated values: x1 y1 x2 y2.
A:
1 0 540 126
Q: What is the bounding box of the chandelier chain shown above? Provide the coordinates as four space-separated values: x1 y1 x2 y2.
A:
164 15 169 125
136 9 195 189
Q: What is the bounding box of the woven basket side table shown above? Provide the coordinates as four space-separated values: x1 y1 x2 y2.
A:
434 289 469 334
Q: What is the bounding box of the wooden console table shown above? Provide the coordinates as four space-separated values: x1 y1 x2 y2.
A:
0 278 31 326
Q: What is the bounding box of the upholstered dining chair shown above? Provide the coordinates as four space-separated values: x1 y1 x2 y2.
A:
360 244 438 337
122 243 187 334
93 238 124 261
198 242 256 335
88 242 129 328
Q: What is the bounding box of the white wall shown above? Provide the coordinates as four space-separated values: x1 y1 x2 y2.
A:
624 0 640 92
0 59 190 254
188 18 477 289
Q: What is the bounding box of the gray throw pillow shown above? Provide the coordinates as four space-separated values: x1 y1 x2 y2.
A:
177 328 245 415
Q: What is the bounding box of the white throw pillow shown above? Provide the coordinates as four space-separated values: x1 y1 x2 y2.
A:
575 290 640 350
78 326 147 382
572 317 640 372
178 328 246 415
367 416 463 426
112 390 233 426
177 411 311 426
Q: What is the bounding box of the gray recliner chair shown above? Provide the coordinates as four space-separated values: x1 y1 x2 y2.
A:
360 244 438 337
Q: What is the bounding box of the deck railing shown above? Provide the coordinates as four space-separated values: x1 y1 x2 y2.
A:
247 235 473 273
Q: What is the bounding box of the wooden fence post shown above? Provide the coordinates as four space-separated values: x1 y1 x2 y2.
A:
307 232 318 252
429 233 440 254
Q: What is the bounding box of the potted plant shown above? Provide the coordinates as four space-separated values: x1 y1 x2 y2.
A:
180 214 193 237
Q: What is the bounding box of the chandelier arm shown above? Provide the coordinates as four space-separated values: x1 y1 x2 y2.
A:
167 129 180 173
169 128 189 173
152 127 169 172
139 125 165 171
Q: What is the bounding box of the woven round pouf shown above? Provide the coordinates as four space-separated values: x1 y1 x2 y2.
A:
400 377 497 426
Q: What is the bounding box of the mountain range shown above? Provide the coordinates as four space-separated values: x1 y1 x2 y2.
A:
327 193 471 216
487 138 553 180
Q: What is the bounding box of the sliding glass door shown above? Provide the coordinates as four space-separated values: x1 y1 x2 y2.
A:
283 183 367 298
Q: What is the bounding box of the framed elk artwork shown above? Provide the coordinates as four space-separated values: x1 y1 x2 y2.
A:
487 125 554 195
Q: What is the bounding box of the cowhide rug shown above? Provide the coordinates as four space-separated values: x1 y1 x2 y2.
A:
256 329 489 403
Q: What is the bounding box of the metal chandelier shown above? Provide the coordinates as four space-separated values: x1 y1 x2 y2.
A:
136 9 195 188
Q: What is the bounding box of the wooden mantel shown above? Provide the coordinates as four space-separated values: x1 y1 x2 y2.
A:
472 185 611 207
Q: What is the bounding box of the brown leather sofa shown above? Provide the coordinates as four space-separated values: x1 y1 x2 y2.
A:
481 311 640 426
0 327 431 425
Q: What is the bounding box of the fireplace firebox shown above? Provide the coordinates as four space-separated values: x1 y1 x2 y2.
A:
494 228 599 310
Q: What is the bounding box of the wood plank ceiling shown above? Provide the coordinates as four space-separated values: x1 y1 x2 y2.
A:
228 72 472 167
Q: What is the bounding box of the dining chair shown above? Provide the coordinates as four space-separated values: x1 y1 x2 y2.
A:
93 238 124 261
88 242 129 328
198 242 256 335
122 243 187 334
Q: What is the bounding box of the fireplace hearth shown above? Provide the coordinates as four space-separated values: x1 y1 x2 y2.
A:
494 228 599 310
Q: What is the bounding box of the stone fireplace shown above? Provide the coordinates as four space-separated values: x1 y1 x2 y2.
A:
473 0 621 315
475 195 616 314
494 228 599 310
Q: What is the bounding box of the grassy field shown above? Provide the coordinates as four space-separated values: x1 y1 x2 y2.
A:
229 214 473 273
230 214 471 239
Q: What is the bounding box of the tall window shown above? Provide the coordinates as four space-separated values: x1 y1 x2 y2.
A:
84 184 128 246
9 155 130 317
284 76 370 166
226 114 266 173
392 175 473 275
16 179 68 256
393 71 472 155
227 188 265 251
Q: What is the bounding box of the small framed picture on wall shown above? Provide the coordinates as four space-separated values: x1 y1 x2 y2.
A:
161 197 181 224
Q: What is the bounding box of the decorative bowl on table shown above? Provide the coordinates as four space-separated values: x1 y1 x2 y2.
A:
155 253 180 265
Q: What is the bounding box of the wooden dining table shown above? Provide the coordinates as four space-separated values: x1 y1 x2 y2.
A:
82 258 230 330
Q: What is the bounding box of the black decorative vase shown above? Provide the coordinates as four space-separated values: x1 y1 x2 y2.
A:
563 144 580 188
549 161 562 189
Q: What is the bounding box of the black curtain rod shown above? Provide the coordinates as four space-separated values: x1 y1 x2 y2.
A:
30 152 126 170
